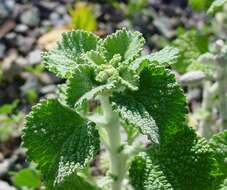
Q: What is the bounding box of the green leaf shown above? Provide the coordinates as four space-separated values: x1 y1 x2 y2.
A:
121 64 187 141
69 2 97 32
22 99 100 188
0 100 19 114
112 95 159 144
100 28 145 64
208 0 227 15
172 30 209 73
132 46 180 70
84 50 107 65
189 0 213 11
55 174 100 190
13 168 41 188
129 152 173 190
75 83 115 114
65 65 94 108
42 30 100 78
209 131 227 178
129 127 217 190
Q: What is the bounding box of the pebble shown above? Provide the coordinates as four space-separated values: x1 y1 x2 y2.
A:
55 6 67 15
0 181 16 190
15 24 28 33
20 7 40 27
15 56 29 67
0 43 6 58
16 35 35 54
27 49 42 65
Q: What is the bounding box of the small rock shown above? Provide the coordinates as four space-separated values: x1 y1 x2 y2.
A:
15 24 28 33
0 0 15 21
20 7 40 27
15 56 29 67
5 32 16 42
0 181 16 190
0 43 6 58
40 84 56 94
42 20 52 27
16 35 35 54
49 12 61 26
55 6 67 15
27 49 42 65
180 71 206 86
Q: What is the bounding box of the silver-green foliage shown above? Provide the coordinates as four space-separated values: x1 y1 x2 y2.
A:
22 29 226 190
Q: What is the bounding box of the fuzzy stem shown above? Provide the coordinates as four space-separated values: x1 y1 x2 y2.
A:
216 61 227 130
99 95 127 190
198 81 214 138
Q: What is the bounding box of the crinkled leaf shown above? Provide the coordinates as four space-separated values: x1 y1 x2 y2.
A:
112 95 159 144
172 30 209 73
130 127 217 190
22 99 100 188
84 50 107 65
129 152 173 190
43 30 100 78
75 83 115 114
208 0 227 15
65 65 94 108
122 64 187 141
132 46 180 70
209 131 227 177
100 28 145 64
55 175 100 190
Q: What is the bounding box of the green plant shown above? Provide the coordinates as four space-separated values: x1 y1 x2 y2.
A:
22 29 226 190
12 168 41 189
188 0 213 11
172 29 209 73
0 100 23 142
181 40 227 138
69 2 97 32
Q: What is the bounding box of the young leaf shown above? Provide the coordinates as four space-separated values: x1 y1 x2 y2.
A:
112 95 159 144
100 28 145 64
75 83 115 114
84 50 107 65
13 168 41 189
43 30 100 78
22 99 100 188
132 46 180 70
65 65 94 108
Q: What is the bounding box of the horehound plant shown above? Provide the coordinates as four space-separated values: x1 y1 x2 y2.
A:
180 40 227 139
22 29 226 190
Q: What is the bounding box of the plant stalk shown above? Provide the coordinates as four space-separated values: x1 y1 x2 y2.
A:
198 81 214 138
99 95 127 190
216 61 227 130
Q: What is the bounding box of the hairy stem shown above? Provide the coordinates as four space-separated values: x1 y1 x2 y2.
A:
198 81 214 138
99 95 127 190
216 62 227 130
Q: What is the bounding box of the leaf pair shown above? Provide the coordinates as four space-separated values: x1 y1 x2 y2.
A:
43 29 144 79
